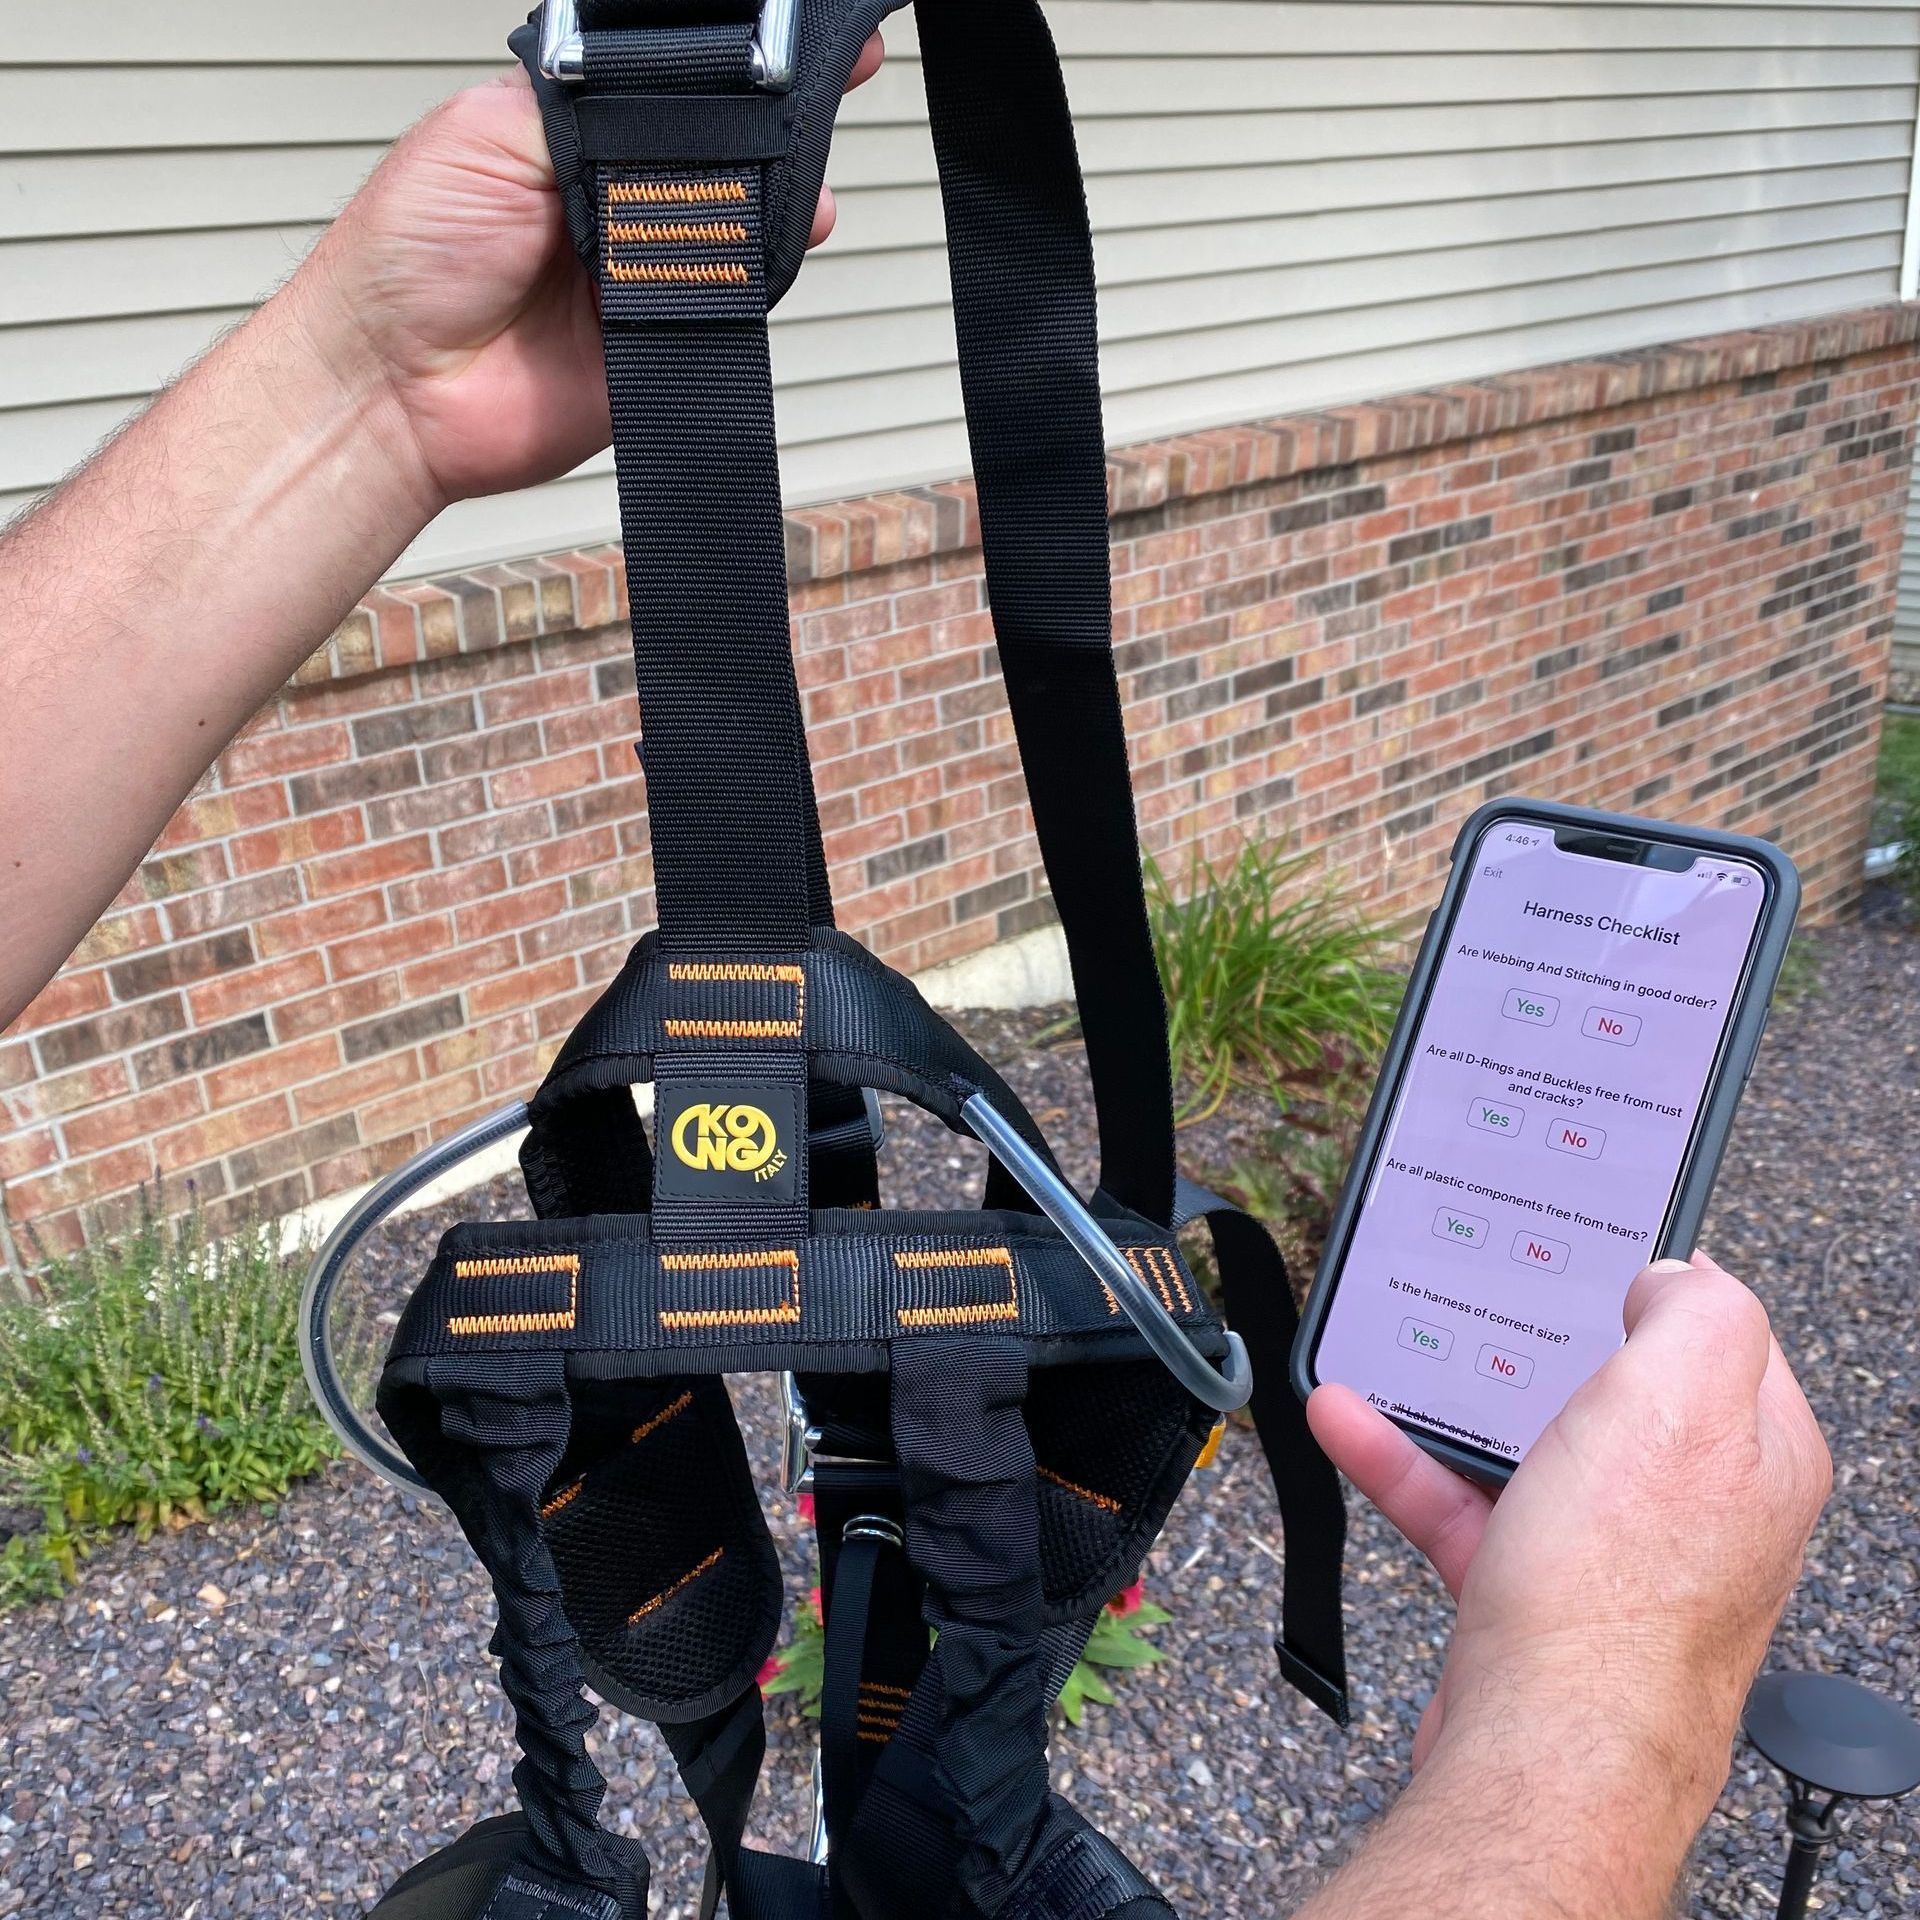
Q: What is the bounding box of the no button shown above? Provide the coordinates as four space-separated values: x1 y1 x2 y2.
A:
1510 1228 1571 1273
1476 1344 1535 1389
1545 1113 1605 1159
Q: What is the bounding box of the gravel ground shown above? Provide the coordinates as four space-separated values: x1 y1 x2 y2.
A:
1 914 1915 1918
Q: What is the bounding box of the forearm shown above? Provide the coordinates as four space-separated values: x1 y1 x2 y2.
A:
1295 1706 1728 1920
0 267 442 1026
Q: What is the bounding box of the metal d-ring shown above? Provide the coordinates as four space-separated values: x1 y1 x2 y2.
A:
300 1101 533 1495
959 1091 1253 1414
540 0 801 90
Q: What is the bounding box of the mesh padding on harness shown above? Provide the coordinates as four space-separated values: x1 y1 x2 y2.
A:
541 1377 781 1722
1027 1359 1206 1616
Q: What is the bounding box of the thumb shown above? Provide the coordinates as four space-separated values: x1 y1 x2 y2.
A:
1621 1249 1719 1336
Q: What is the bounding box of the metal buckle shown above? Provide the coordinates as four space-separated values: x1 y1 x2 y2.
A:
781 1373 818 1494
540 0 801 91
960 1090 1255 1414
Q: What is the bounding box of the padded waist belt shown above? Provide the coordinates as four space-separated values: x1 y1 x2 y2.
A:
361 6 1351 1917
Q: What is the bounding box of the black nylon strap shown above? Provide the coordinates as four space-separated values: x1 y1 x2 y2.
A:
915 0 1175 1228
819 1524 883 1861
1177 1182 1350 1725
890 1337 1051 1912
662 1690 767 1920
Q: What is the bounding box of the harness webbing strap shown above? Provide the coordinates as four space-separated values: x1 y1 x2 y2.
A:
916 0 1177 1229
601 272 827 950
1179 1184 1352 1725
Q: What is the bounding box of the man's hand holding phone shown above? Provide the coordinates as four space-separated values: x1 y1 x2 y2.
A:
1301 1253 1831 1919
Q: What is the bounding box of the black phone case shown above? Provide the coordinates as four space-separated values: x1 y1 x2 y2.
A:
1289 794 1802 1485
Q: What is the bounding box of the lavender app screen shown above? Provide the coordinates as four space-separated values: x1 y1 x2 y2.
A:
1312 821 1766 1462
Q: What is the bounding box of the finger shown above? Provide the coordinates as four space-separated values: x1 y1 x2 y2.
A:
1620 1249 1772 1397
808 186 837 249
847 32 885 91
1620 1253 1702 1335
1308 1384 1494 1600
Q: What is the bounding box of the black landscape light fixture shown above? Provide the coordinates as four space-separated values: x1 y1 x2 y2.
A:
1742 1670 1920 1920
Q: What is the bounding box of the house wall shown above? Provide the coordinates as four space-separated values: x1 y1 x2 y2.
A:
6 2 1918 575
2 305 1910 1256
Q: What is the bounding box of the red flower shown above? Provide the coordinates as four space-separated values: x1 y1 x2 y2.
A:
1107 1580 1143 1617
809 1585 824 1624
796 1491 816 1527
757 1654 782 1689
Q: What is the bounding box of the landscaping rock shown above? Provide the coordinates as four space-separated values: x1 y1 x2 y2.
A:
0 920 1914 1916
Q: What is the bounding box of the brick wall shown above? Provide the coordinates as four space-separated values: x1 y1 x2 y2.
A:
3 305 1913 1259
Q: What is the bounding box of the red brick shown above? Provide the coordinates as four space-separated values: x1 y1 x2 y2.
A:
230 811 367 876
14 971 110 1031
304 835 436 898
455 881 569 945
358 1070 486 1146
0 304 1906 1249
294 1052 422 1123
154 1094 294 1169
61 1080 206 1158
163 870 303 940
469 957 578 1020
222 720 352 784
275 974 401 1043
205 1033 343 1106
400 934 520 1000
0 1126 58 1181
328 915 454 980
488 747 603 808
186 952 330 1026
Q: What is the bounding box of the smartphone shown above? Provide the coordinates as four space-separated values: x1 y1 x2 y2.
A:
1292 797 1799 1483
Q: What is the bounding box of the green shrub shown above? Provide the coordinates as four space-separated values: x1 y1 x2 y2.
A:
1146 839 1403 1121
0 1195 353 1605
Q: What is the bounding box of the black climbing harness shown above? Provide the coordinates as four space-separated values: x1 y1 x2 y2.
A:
303 5 1349 1914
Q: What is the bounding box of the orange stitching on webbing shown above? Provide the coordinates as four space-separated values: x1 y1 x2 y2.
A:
607 261 751 285
631 1389 695 1445
857 1712 902 1731
664 962 805 1039
859 1681 912 1699
1125 1247 1175 1316
607 219 751 244
454 1255 581 1279
627 1547 725 1624
1144 1244 1192 1314
540 1478 584 1521
448 1254 579 1337
608 178 748 206
1038 1464 1123 1515
857 1730 892 1745
894 1247 1019 1328
658 1249 801 1329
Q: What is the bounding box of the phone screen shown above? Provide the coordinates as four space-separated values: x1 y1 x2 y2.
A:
1309 817 1769 1466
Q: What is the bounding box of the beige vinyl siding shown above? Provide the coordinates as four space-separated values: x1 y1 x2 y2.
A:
3 2 1918 578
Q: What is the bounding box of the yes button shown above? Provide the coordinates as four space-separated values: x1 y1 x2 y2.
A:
1432 1206 1490 1248
1476 1344 1535 1389
1467 1098 1523 1138
1502 987 1561 1027
1398 1318 1454 1362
